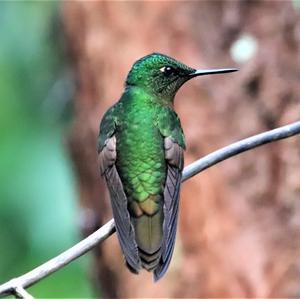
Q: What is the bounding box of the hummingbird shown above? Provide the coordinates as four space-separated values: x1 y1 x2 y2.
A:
98 53 237 281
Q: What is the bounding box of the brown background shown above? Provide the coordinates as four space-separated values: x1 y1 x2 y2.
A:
63 1 300 297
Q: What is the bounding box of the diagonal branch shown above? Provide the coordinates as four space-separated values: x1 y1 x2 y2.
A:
14 286 35 299
0 220 116 298
182 121 300 182
0 120 299 298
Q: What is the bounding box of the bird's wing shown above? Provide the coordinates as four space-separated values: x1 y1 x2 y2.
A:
98 108 141 273
154 136 184 281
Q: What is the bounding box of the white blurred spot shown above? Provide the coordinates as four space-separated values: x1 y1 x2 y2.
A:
292 0 300 10
230 34 258 64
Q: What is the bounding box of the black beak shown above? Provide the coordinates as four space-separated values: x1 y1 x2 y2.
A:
189 68 238 77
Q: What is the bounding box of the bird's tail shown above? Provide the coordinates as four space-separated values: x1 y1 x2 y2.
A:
130 195 164 271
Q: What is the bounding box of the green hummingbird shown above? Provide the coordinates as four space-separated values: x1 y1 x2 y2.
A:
98 53 237 281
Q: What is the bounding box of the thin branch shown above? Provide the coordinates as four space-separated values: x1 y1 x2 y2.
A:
182 121 300 182
14 286 35 299
0 120 299 298
0 220 115 298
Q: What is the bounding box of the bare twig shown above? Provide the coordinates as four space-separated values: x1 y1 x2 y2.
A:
14 286 35 299
182 121 300 182
0 220 115 298
0 120 299 298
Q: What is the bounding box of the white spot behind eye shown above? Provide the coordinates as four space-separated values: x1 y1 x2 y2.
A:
160 66 173 73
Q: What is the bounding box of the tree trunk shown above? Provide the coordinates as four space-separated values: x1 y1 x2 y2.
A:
63 1 300 297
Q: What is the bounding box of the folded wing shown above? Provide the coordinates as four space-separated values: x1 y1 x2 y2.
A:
154 136 184 281
98 135 141 272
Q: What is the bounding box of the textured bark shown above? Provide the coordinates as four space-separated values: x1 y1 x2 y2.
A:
63 1 300 297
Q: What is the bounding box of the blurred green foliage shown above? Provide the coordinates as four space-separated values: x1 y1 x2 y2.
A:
0 2 93 298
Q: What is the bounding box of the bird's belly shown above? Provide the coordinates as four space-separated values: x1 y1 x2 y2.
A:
116 124 166 203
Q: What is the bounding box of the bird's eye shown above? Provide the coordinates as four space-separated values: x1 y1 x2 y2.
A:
159 66 176 76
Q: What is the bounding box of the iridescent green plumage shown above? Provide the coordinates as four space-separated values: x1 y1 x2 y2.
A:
98 53 237 281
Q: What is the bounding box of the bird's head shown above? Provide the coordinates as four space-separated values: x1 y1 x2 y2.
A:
125 53 237 101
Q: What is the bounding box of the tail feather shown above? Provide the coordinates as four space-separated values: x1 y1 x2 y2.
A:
130 195 164 272
138 247 161 271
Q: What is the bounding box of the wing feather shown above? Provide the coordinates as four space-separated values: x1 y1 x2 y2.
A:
98 135 141 272
154 136 184 281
